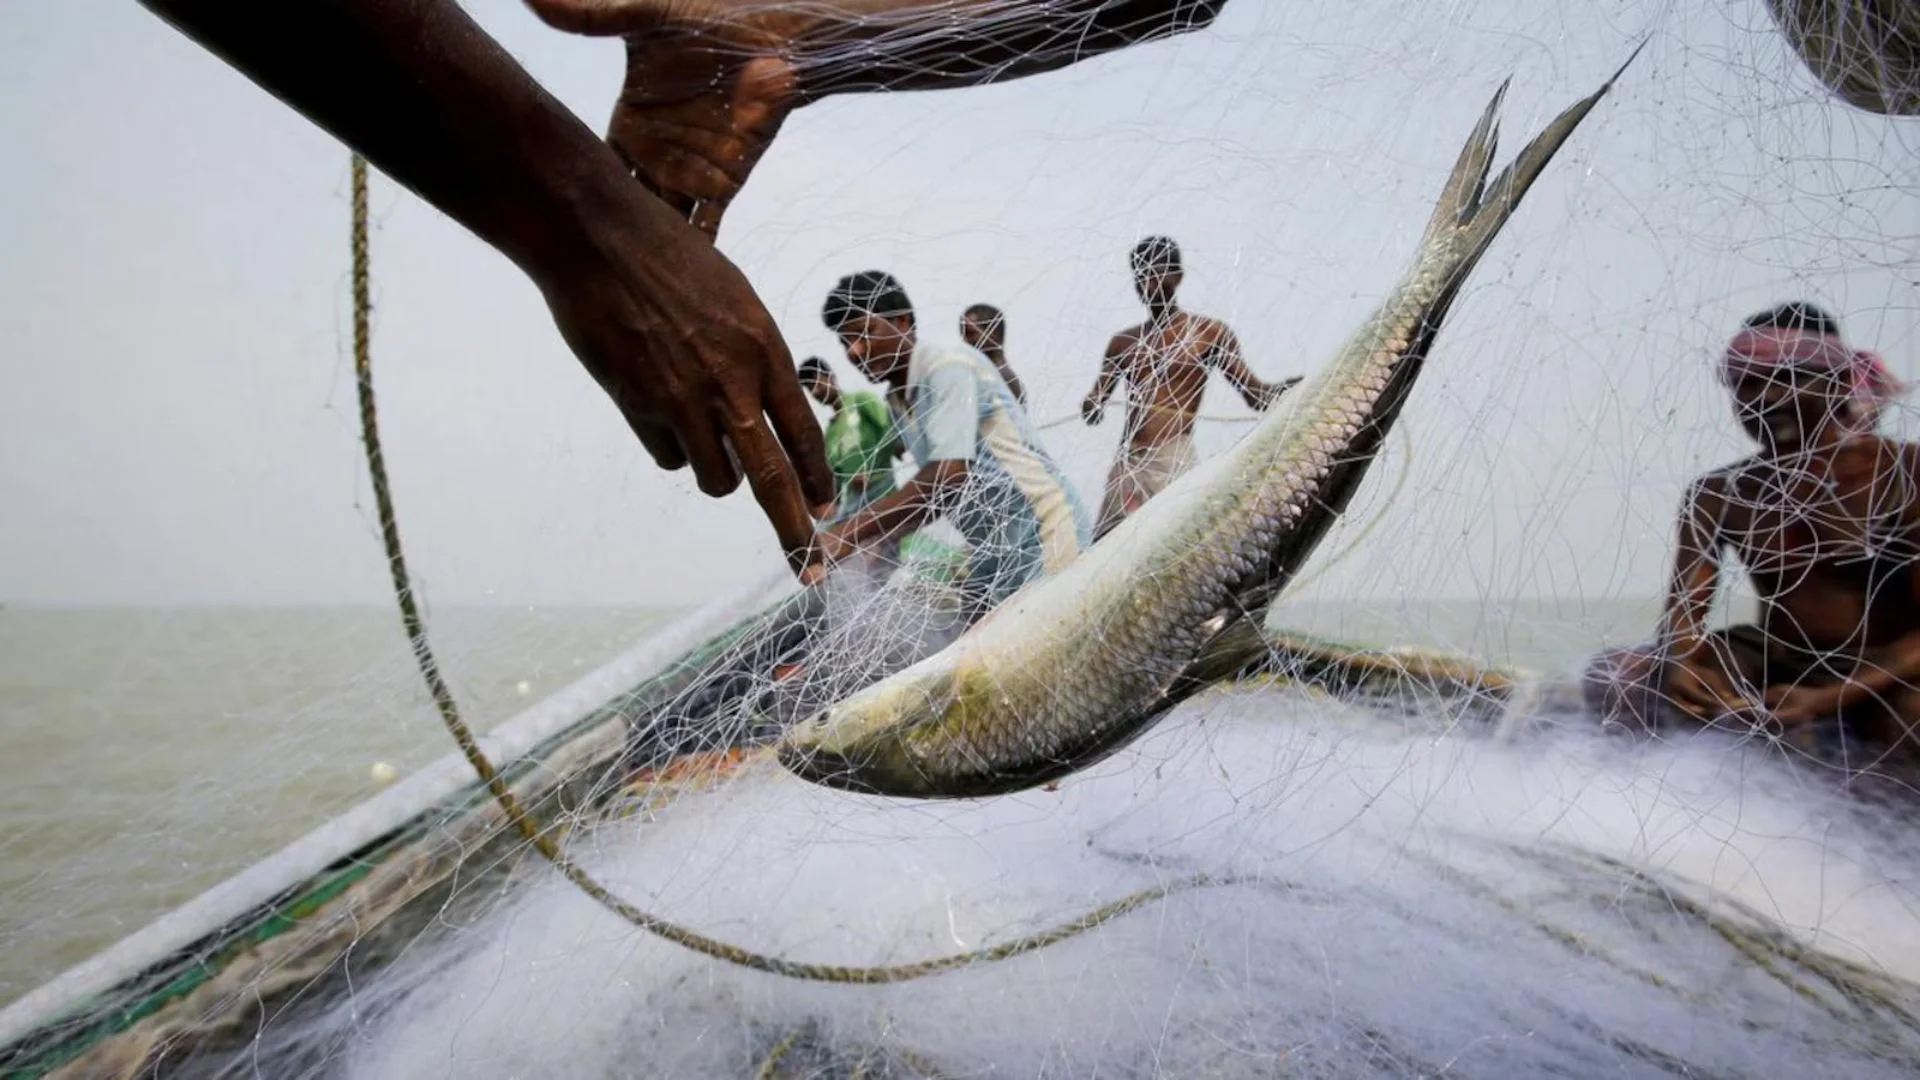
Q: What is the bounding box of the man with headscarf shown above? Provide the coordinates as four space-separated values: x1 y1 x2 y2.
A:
1582 303 1920 773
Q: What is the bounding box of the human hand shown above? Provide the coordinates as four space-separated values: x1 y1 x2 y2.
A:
1664 653 1760 722
1765 681 1857 728
522 0 808 239
816 527 857 567
609 23 800 238
532 173 834 581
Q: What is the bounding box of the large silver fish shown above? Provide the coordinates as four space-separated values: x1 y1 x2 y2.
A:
780 53 1639 799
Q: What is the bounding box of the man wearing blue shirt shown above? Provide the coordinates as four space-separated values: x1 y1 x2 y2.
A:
816 271 1091 619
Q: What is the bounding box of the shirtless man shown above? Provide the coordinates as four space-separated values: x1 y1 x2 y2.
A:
140 0 1233 584
1081 236 1300 539
1583 304 1920 772
960 304 1028 404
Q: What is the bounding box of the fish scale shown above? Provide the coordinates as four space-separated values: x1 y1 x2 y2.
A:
782 49 1643 799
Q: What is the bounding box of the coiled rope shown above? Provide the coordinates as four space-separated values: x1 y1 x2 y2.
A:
347 154 1239 984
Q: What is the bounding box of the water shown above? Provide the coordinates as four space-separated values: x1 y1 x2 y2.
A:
0 605 677 1010
0 595 1743 1030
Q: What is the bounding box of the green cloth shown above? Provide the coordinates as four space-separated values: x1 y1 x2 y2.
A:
824 390 901 514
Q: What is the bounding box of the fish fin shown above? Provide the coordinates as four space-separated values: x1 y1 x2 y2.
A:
1181 613 1273 688
1451 40 1647 262
1421 77 1507 244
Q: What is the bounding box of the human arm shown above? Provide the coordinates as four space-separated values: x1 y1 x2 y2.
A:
1765 633 1920 726
992 356 1029 405
799 0 1236 95
1654 477 1764 720
137 0 835 579
823 362 975 560
1767 444 1920 723
1204 323 1296 410
1082 336 1129 425
537 0 1231 91
536 0 1231 234
821 460 971 560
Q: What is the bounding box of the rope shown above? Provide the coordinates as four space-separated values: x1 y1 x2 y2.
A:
346 153 1240 985
755 1028 803 1079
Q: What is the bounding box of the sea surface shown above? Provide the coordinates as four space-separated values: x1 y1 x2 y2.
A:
0 596 1686 1012
0 605 677 1010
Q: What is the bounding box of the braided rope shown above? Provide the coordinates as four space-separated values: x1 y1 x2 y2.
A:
347 153 1242 984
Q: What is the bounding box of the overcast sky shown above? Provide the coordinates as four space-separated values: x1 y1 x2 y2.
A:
1 0 1914 608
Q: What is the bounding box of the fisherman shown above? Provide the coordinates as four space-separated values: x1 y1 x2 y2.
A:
816 271 1091 620
1582 303 1919 769
139 0 1231 586
960 304 1028 404
798 355 909 574
1081 236 1301 538
798 356 904 517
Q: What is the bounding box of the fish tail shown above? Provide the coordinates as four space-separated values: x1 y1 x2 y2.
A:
1420 77 1508 247
1423 40 1646 287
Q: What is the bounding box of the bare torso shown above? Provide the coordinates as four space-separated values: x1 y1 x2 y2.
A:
1700 437 1920 659
1108 311 1231 450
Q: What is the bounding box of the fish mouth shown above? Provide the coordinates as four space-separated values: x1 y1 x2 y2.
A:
777 737 1010 799
775 741 887 795
775 724 954 797
775 732 1068 800
777 710 1169 801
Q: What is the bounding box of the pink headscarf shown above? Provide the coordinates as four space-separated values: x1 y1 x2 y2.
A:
1721 325 1907 428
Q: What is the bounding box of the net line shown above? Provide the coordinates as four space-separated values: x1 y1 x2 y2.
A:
13 3 1920 1075
344 151 1259 987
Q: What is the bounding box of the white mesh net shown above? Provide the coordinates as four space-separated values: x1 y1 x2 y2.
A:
4 0 1920 1077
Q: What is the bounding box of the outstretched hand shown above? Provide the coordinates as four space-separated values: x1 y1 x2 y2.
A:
1764 674 1893 730
535 176 835 581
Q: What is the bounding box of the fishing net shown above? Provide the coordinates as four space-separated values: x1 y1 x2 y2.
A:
4 0 1920 1077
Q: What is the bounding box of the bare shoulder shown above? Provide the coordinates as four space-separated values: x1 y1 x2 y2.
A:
1179 313 1239 360
1105 324 1146 360
1883 436 1920 474
1871 436 1920 521
1686 463 1747 519
1193 312 1238 341
1830 434 1920 479
1694 456 1781 532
